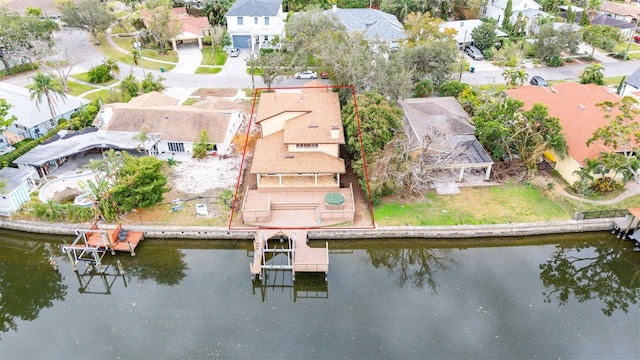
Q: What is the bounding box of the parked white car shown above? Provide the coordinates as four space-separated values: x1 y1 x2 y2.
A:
295 70 318 79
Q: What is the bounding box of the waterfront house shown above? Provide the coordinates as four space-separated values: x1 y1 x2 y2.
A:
225 0 286 53
94 92 244 157
0 167 36 216
241 80 355 227
399 97 494 183
0 82 88 140
504 82 630 184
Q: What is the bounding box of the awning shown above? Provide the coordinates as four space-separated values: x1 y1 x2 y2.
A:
544 151 556 162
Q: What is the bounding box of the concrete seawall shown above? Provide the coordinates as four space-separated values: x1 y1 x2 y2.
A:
0 218 616 240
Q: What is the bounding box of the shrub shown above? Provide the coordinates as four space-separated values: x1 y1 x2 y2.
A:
545 55 563 67
591 177 620 194
88 64 113 84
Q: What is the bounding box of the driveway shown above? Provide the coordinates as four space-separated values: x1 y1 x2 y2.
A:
170 43 203 74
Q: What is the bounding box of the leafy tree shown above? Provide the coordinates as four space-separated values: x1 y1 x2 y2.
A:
110 154 169 212
491 39 525 67
566 5 576 24
401 40 458 90
342 92 404 201
58 0 116 45
255 50 286 90
534 23 581 65
120 74 140 101
587 96 640 183
0 8 58 71
471 20 498 53
404 12 448 46
579 63 605 85
451 0 484 19
0 98 17 133
473 97 567 171
579 10 590 26
502 0 513 35
437 80 470 97
439 1 450 21
285 10 343 65
141 73 165 93
193 130 210 159
68 100 100 130
583 25 621 57
144 0 182 54
208 24 225 52
202 0 233 26
88 64 113 83
25 7 43 17
28 72 67 127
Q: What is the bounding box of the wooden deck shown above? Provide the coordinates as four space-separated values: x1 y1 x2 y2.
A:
242 185 356 228
250 230 328 280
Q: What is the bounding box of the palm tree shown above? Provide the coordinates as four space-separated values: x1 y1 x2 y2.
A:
103 58 120 78
28 71 67 128
502 68 515 87
133 125 151 155
579 64 605 85
511 69 529 86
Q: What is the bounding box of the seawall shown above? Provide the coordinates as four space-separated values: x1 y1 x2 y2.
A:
0 218 616 240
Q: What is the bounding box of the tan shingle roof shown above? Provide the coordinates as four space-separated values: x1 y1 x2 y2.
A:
250 131 346 174
127 91 179 107
256 88 344 144
100 104 232 143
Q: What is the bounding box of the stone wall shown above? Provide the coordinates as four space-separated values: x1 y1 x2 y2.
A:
0 218 615 240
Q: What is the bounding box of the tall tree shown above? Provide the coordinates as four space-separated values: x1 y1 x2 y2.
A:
0 98 17 134
566 5 576 24
145 0 182 54
582 25 621 57
255 50 286 90
400 39 459 90
110 154 169 212
471 20 498 52
587 96 640 183
0 8 57 71
28 72 67 128
58 0 116 45
102 58 120 78
534 23 581 65
502 0 514 35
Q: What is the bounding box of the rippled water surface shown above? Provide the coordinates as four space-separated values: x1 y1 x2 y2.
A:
1 231 639 359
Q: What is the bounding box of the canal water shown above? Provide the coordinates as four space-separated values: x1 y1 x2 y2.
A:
1 230 638 359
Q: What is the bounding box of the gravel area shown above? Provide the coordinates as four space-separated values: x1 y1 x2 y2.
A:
169 154 244 195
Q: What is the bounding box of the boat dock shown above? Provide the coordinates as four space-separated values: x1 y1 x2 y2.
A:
250 229 329 281
612 208 640 251
62 223 144 272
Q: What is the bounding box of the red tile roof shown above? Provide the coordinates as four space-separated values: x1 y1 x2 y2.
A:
504 82 629 166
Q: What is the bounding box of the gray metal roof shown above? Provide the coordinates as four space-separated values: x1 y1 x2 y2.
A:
14 130 153 166
0 167 35 194
226 0 281 16
322 7 407 42
625 68 640 89
0 82 89 128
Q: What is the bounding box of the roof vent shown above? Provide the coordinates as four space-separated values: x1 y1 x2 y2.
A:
309 124 319 128
285 154 294 159
578 104 586 110
550 87 558 93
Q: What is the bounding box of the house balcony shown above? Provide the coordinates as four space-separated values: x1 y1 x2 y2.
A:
256 174 339 190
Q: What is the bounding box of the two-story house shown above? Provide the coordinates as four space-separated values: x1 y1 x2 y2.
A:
225 0 286 53
483 0 548 32
241 80 356 228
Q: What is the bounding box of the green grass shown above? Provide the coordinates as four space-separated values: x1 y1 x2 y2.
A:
83 89 114 102
66 81 96 97
374 184 570 226
70 72 118 86
612 41 640 53
195 67 223 74
181 98 199 105
201 47 228 66
604 75 626 87
95 33 177 72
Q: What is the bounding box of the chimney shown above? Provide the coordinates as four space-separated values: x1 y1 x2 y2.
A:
332 4 337 12
330 123 340 140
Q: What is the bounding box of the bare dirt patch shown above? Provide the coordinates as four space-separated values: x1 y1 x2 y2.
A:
193 88 239 97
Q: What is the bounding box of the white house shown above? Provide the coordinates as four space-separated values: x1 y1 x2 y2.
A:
0 82 89 140
225 0 286 53
323 6 407 51
0 167 36 216
621 68 640 98
483 0 548 32
440 20 508 49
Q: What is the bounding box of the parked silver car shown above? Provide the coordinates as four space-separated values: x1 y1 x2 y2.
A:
464 45 484 61
295 70 318 79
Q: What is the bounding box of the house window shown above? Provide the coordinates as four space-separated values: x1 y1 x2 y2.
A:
49 119 55 127
237 17 243 25
265 17 270 25
254 17 258 24
296 144 318 149
168 142 185 152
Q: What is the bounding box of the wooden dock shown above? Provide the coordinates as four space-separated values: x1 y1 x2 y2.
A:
62 223 144 273
250 230 329 281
